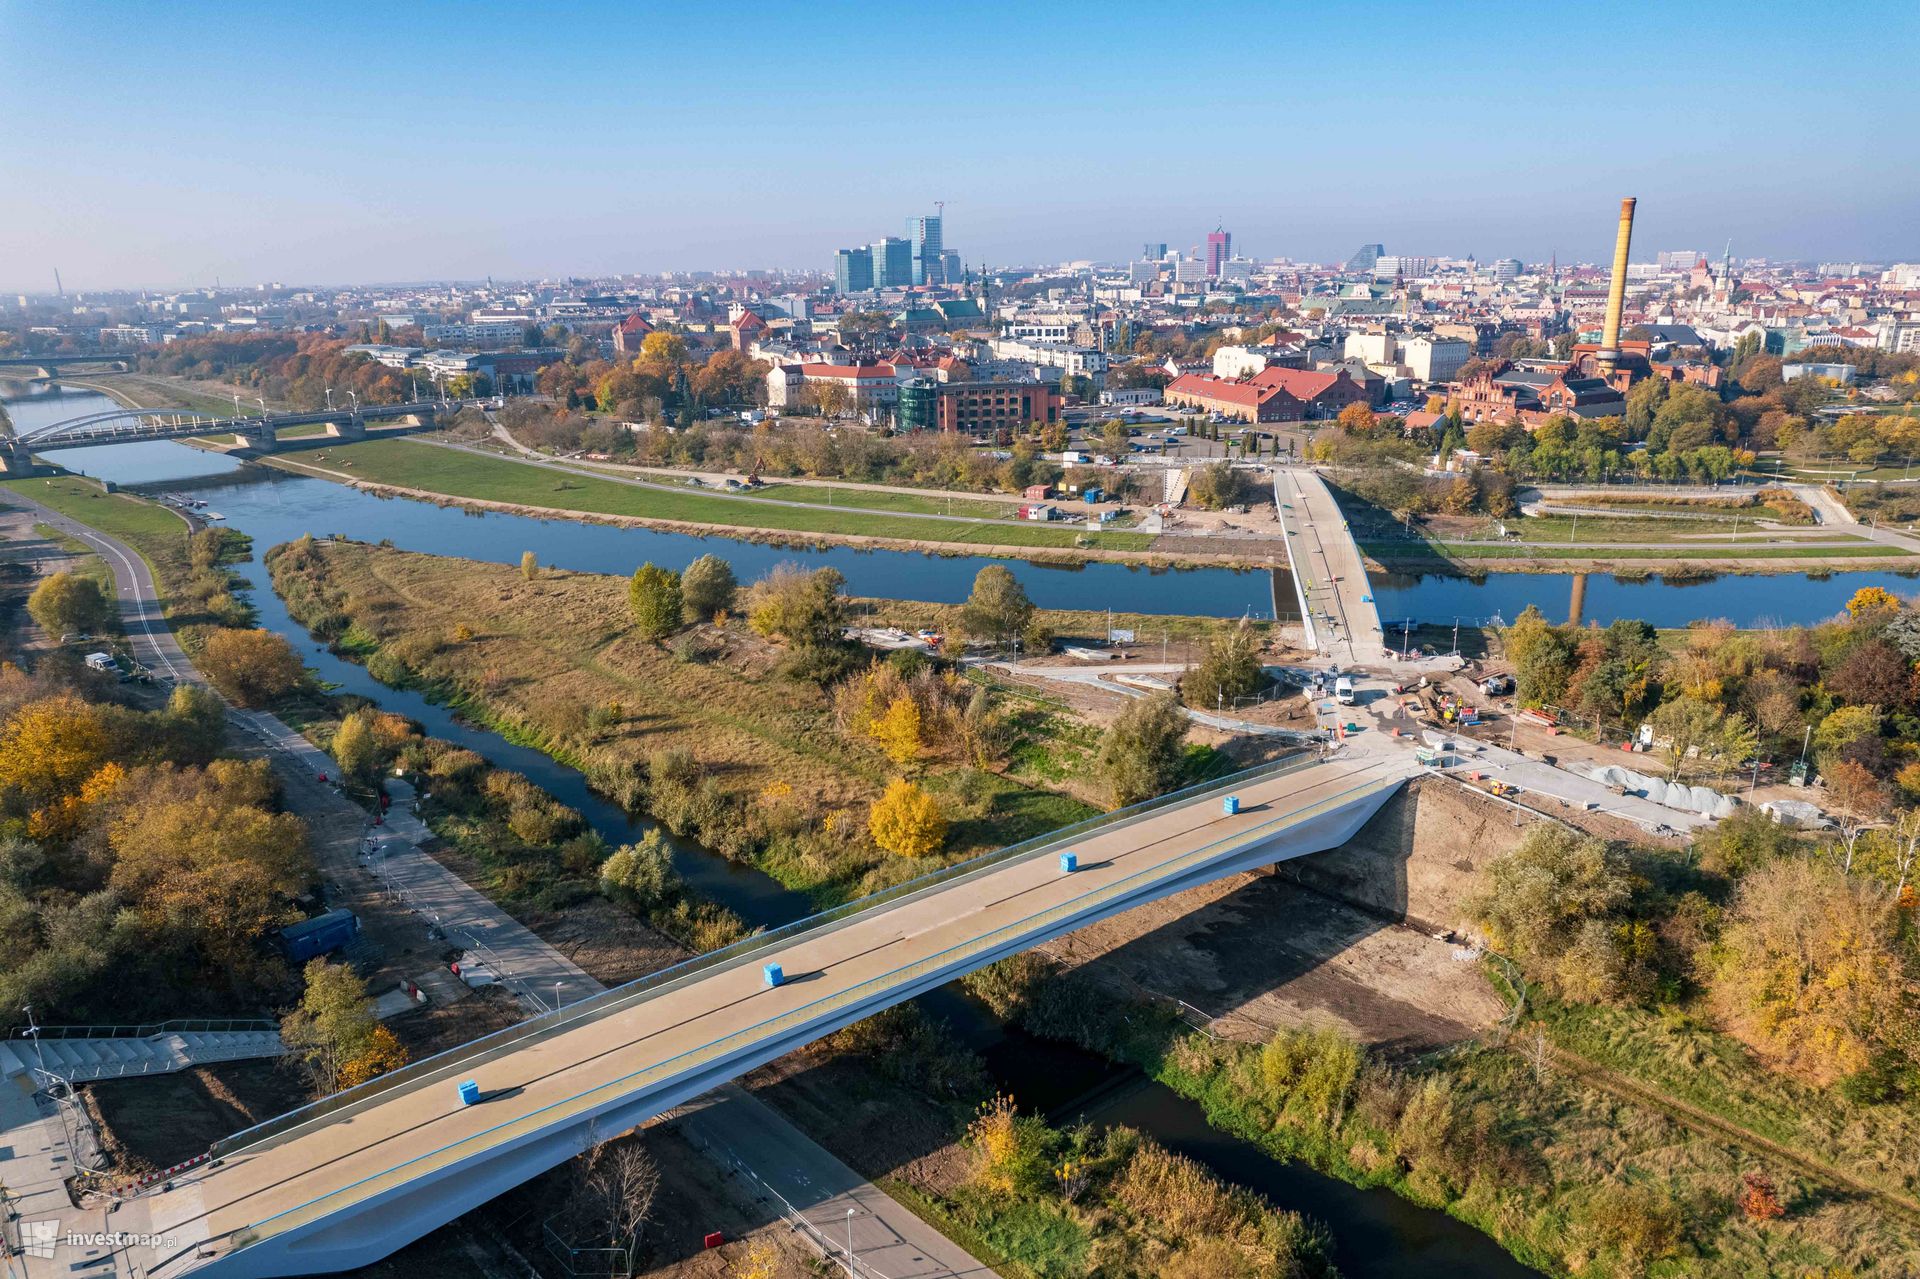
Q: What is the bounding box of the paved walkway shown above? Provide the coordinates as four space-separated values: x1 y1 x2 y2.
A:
127 755 1400 1275
0 483 999 1279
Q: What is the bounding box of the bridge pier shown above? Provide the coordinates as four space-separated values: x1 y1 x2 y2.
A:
0 439 44 477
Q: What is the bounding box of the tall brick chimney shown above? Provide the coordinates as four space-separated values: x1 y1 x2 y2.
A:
1595 197 1636 374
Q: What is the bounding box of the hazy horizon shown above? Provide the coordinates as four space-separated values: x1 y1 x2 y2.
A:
4 0 1917 293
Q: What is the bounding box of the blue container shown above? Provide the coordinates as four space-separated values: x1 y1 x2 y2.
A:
1222 795 1240 816
457 1079 480 1106
763 962 784 988
1059 851 1078 874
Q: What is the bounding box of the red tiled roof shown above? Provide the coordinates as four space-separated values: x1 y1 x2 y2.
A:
618 313 652 335
1165 373 1292 408
1248 366 1345 398
733 311 768 331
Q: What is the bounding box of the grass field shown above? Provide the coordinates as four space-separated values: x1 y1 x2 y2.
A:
285 438 1157 552
3 474 196 547
265 540 1132 903
735 479 1018 520
1499 514 1851 545
31 521 115 599
1364 537 1905 563
1 475 255 648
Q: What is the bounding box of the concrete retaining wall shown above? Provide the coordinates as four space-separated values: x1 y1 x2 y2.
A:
1275 775 1535 936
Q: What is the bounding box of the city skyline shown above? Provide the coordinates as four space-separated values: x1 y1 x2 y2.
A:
3 0 1918 291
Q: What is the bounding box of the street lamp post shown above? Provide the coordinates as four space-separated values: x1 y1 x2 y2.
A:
22 1002 45 1072
845 1208 858 1270
325 387 334 410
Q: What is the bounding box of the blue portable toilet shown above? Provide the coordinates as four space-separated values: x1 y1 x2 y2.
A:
763 962 784 988
1222 795 1240 816
457 1079 480 1106
1059 851 1078 874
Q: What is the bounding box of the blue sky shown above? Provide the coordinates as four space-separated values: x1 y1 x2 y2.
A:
3 0 1916 290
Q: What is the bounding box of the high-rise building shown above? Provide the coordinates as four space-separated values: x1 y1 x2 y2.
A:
939 250 963 285
872 237 912 288
1656 250 1700 272
1205 228 1232 278
1346 243 1385 273
1491 257 1522 283
835 248 874 293
1143 242 1167 261
907 214 944 285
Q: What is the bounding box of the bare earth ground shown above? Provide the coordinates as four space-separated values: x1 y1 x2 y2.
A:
1035 870 1505 1051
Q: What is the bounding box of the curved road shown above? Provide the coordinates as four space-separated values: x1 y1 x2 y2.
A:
0 481 1003 1279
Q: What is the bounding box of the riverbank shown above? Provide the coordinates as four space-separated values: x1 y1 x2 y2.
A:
967 775 1920 1279
249 436 1323 570
266 537 1215 905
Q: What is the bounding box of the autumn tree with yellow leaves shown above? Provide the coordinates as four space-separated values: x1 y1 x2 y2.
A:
867 778 946 858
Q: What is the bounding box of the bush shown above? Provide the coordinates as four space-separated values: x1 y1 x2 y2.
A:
627 562 682 640
599 829 680 910
679 554 737 622
1095 693 1189 807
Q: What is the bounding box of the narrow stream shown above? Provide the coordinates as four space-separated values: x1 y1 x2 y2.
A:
919 988 1542 1278
6 385 1547 1274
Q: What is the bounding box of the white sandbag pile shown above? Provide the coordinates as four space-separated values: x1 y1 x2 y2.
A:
1589 763 1741 819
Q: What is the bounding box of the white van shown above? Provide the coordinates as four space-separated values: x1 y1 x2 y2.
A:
1335 676 1356 706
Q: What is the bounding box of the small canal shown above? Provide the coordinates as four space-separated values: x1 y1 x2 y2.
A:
20 382 1876 1274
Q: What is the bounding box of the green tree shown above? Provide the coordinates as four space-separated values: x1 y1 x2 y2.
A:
281 959 405 1094
1472 825 1639 1002
1183 620 1264 710
1095 692 1189 807
627 563 683 640
1502 606 1576 707
27 571 114 639
747 565 848 649
678 554 737 622
162 683 228 765
959 565 1035 650
1648 696 1758 780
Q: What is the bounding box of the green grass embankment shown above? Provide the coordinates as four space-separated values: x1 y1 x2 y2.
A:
272 437 1157 553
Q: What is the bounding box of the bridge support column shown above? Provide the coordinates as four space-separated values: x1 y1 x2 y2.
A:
327 411 367 442
245 424 282 453
0 439 43 477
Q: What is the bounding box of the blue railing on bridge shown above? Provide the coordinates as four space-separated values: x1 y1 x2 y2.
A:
222 767 1403 1256
207 750 1321 1162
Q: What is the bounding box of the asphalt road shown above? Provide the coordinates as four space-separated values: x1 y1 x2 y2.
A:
0 483 1001 1279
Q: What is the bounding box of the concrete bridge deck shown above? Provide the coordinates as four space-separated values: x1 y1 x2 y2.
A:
76 752 1408 1279
1274 467 1386 664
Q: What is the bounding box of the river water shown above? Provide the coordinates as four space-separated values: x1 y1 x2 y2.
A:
15 386 1913 630
10 383 1766 1276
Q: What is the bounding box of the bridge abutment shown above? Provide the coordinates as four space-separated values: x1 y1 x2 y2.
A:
0 440 44 477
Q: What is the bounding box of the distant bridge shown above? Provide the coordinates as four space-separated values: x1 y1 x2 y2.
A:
0 352 135 376
0 399 469 475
